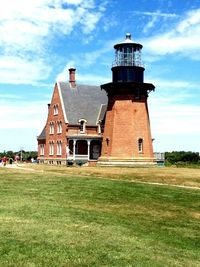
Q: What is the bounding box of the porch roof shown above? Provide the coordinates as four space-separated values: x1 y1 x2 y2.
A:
67 135 102 140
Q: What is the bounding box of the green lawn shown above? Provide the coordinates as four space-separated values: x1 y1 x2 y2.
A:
0 166 199 266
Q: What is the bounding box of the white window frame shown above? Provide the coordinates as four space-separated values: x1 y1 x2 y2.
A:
78 119 87 134
49 141 54 155
53 104 58 115
49 122 54 134
40 144 44 156
57 121 62 134
56 141 62 155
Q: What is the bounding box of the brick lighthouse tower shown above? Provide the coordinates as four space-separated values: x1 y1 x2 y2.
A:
99 33 155 165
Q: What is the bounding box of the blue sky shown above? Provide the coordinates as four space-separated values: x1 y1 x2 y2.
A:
0 0 200 153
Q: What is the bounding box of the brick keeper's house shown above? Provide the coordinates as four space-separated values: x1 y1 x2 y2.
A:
37 34 157 166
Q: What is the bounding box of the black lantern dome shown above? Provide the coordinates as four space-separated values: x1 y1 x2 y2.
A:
112 33 144 83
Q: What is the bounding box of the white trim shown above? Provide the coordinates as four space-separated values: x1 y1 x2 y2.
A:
57 82 69 123
78 118 87 123
40 144 44 156
96 104 103 125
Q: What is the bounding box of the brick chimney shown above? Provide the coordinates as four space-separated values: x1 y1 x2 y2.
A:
47 103 50 114
69 68 76 88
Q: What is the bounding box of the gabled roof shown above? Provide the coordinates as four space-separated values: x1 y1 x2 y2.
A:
37 127 46 140
58 82 108 126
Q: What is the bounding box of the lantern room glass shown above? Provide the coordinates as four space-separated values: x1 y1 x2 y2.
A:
113 45 143 67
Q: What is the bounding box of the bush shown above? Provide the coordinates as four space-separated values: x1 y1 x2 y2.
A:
165 151 200 165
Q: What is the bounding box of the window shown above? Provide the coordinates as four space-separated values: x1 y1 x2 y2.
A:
79 119 87 134
56 141 62 155
138 138 143 153
57 121 62 133
53 104 58 115
49 141 54 155
40 144 44 156
49 122 54 134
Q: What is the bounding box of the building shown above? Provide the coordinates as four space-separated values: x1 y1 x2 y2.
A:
37 34 156 166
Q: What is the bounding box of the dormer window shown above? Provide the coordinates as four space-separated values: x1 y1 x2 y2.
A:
53 104 59 115
138 138 143 153
79 119 87 134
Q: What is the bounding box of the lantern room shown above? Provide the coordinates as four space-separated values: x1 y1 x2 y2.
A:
112 33 145 83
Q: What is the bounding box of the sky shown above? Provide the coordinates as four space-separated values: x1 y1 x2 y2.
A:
0 0 200 153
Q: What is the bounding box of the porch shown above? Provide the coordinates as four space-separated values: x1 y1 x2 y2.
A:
67 136 102 164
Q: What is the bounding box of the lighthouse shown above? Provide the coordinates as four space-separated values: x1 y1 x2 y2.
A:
99 33 155 165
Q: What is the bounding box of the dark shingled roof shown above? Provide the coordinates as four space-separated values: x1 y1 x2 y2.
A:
58 82 108 126
37 127 46 140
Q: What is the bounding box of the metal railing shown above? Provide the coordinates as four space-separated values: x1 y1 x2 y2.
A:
67 154 88 161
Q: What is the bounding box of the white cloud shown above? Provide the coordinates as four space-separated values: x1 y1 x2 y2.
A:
56 64 110 85
0 0 107 85
134 10 178 18
143 15 159 33
150 102 200 135
133 10 178 34
0 0 105 49
0 56 51 85
0 100 48 129
147 76 200 151
56 39 114 83
142 8 200 60
76 73 110 85
56 61 76 82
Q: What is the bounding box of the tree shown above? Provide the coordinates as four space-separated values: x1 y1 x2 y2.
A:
165 151 200 164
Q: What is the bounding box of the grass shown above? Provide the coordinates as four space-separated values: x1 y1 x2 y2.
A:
0 165 200 266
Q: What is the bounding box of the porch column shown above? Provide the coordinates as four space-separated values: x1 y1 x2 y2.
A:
87 140 91 160
73 140 76 160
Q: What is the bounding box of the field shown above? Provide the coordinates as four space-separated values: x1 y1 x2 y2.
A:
0 164 200 267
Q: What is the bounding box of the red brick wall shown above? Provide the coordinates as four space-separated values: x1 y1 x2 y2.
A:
101 93 154 159
39 83 102 162
45 84 67 159
67 125 100 136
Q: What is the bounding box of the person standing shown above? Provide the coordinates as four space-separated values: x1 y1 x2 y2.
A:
2 156 7 166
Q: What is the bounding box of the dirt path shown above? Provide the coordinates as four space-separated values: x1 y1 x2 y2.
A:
3 164 200 190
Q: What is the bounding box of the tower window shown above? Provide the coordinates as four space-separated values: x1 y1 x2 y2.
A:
138 138 143 153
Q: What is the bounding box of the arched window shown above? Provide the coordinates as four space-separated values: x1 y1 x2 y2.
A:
57 121 62 133
53 104 58 115
49 122 54 134
138 138 143 153
49 141 54 155
79 119 87 134
56 141 62 155
40 144 44 155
